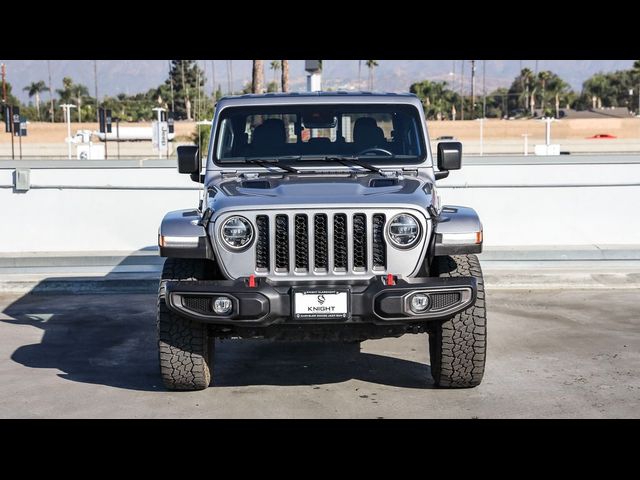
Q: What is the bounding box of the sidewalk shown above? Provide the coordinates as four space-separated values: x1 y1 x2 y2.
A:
1 246 639 293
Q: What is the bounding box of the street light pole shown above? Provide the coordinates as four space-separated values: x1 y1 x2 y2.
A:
471 60 476 119
152 107 166 159
479 117 484 156
61 104 76 159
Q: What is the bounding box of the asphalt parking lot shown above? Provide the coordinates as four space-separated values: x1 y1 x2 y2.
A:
0 287 638 418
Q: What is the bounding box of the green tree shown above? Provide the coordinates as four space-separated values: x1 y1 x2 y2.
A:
166 60 205 120
191 124 211 157
71 83 90 122
269 61 281 91
1 81 21 107
485 88 510 119
582 73 611 108
537 71 552 111
506 69 574 117
410 80 459 120
214 84 223 102
365 60 379 90
545 74 572 117
55 77 92 122
23 80 49 120
0 82 23 124
56 77 74 104
267 81 279 93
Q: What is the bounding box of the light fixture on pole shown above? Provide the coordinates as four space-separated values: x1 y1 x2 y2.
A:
60 104 76 159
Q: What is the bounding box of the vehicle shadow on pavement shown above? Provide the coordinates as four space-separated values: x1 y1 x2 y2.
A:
213 340 434 389
0 249 164 392
0 250 434 391
2 292 162 391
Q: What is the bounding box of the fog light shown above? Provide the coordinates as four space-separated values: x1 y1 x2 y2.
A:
410 294 430 313
213 296 233 315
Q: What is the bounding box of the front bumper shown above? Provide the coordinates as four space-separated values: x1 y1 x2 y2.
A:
164 276 477 326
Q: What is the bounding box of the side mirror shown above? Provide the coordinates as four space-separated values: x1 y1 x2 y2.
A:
177 145 202 183
436 141 462 180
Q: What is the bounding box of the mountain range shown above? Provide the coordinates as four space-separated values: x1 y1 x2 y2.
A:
1 59 634 104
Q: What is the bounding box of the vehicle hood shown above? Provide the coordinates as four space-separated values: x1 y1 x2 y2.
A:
208 173 433 214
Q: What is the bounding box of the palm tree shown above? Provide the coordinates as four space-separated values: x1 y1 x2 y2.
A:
537 71 551 111
529 87 537 116
56 77 74 104
365 60 378 90
518 68 534 112
270 61 281 91
281 60 289 93
23 81 50 120
71 84 89 122
546 76 570 118
252 60 264 94
584 73 609 109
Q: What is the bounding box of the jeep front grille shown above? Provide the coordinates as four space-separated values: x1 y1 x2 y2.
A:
254 212 387 274
213 208 429 280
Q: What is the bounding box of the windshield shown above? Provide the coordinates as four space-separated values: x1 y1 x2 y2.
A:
213 104 426 165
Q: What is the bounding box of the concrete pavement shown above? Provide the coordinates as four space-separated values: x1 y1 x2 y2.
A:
0 287 638 418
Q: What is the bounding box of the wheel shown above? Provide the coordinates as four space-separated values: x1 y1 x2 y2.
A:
157 258 213 391
428 254 486 388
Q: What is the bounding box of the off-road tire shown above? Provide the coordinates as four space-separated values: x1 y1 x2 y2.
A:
157 258 212 391
428 254 486 388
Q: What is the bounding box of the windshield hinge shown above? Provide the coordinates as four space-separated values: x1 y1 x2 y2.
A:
240 172 261 179
379 169 402 177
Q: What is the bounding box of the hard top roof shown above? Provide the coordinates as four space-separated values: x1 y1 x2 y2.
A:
216 91 422 108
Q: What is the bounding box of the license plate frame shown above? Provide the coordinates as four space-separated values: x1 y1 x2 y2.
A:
292 288 351 320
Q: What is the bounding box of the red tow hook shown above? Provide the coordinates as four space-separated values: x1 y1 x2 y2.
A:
248 274 257 288
385 274 396 286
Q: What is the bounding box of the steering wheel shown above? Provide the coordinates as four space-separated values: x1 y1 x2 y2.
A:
356 147 394 157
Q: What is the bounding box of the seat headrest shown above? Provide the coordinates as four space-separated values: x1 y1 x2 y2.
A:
252 118 286 147
353 117 385 146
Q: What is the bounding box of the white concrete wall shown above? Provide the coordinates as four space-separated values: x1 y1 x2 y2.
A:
0 167 201 253
438 160 640 246
1 156 639 253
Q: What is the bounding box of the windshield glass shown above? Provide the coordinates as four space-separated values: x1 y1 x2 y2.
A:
213 104 426 164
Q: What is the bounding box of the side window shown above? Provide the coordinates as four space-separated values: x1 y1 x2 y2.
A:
216 119 235 159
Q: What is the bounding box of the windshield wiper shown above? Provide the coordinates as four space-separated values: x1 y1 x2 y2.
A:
322 156 381 174
244 157 300 173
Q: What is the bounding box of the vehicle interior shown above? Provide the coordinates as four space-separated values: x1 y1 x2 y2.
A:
215 105 425 162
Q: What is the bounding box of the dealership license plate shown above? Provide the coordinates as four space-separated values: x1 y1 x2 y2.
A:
293 289 350 320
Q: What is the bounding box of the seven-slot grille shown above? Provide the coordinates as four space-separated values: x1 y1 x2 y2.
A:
255 212 388 274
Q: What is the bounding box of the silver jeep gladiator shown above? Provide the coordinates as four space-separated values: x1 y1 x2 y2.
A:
157 92 486 390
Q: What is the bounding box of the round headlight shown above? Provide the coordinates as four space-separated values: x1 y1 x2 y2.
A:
221 216 253 250
388 214 421 248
